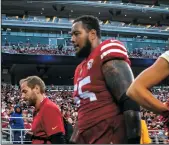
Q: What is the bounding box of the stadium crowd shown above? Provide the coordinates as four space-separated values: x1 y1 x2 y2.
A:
1 82 169 143
129 46 168 59
141 87 169 143
2 40 75 56
2 40 169 59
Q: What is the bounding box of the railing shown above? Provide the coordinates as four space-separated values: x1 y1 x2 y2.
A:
149 130 169 144
1 128 31 144
1 128 168 144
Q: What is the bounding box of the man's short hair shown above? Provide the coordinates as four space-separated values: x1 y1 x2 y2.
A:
73 15 101 38
20 76 46 94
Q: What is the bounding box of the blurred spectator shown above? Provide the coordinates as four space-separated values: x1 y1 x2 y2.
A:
9 105 25 144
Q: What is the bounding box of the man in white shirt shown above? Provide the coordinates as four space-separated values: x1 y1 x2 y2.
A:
127 51 169 124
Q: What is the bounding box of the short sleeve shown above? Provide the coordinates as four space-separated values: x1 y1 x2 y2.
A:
42 104 65 137
100 39 130 65
160 51 169 63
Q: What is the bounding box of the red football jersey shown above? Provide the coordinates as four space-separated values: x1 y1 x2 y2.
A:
73 39 130 131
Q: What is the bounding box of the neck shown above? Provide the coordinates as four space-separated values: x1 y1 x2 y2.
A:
91 39 101 52
35 94 46 111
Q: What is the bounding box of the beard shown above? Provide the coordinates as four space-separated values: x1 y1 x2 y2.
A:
27 92 37 107
75 37 92 58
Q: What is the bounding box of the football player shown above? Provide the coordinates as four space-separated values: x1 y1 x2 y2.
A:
70 15 141 144
127 51 169 127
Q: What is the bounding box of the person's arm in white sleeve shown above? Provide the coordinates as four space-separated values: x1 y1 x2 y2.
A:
127 51 169 114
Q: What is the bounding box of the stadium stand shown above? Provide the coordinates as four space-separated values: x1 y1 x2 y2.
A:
1 32 168 58
1 0 169 144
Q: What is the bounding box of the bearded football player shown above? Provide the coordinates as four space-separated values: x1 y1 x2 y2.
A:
70 15 141 144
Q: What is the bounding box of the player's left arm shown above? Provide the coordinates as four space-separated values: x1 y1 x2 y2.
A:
102 59 141 143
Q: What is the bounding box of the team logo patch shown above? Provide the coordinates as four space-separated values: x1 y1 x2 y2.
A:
87 59 94 70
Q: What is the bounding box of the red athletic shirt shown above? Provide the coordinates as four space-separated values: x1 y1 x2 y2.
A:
31 97 65 144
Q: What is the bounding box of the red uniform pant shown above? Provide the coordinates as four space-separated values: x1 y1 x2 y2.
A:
76 114 127 144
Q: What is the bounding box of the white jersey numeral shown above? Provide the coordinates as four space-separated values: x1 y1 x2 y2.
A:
74 76 97 106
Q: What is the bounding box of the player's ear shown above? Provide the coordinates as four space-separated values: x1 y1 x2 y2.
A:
34 85 40 94
89 29 97 40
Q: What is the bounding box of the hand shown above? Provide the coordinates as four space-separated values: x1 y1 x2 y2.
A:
161 100 169 130
161 111 169 128
163 99 169 109
27 131 33 135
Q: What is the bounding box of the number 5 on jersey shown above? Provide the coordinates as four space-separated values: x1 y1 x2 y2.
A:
74 76 97 106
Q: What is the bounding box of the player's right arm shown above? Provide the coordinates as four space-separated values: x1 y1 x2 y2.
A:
127 51 169 114
69 122 79 143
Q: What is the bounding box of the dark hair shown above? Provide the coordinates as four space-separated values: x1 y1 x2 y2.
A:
73 15 101 38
